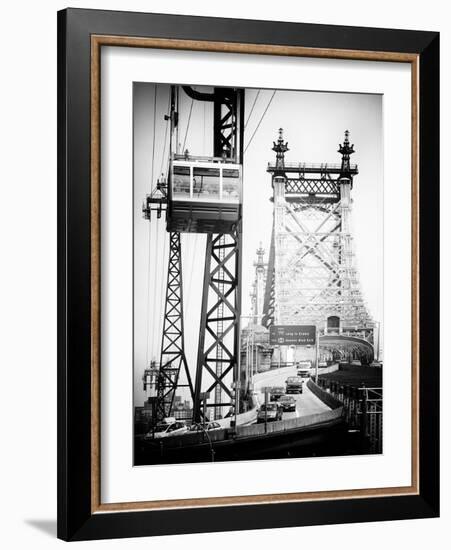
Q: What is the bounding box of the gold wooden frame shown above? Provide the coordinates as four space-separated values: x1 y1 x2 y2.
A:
90 35 419 514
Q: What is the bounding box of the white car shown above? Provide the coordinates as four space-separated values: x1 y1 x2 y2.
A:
296 361 312 378
145 420 188 439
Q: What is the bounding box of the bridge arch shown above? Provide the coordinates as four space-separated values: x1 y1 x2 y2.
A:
319 334 374 365
327 315 340 334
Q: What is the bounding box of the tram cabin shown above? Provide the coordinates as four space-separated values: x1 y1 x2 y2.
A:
167 156 242 233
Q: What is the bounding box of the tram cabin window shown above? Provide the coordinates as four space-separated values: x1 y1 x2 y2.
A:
172 165 190 199
193 166 220 200
170 160 241 204
222 169 240 200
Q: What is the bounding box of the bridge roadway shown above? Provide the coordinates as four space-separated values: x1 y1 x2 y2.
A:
135 366 345 464
252 366 331 424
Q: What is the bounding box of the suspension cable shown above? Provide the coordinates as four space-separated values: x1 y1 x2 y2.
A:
159 91 171 177
185 234 197 313
244 90 276 154
157 229 169 362
182 98 194 152
145 84 158 366
203 101 206 155
244 89 260 130
145 220 152 366
151 220 160 360
151 84 157 186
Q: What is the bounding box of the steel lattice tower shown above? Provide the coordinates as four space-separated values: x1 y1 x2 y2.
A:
193 230 241 423
155 232 194 422
263 129 375 362
142 84 244 426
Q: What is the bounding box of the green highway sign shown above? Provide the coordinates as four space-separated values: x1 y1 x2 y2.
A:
269 325 316 346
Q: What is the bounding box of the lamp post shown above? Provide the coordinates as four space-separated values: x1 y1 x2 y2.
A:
314 327 319 384
240 314 260 383
198 424 215 462
264 388 268 433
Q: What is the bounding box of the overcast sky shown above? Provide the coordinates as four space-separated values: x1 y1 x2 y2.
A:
133 83 383 407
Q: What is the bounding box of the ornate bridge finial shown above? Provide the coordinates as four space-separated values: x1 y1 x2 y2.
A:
338 130 355 183
272 128 289 175
256 242 265 266
338 130 355 156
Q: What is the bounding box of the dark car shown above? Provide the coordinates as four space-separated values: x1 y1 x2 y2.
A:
269 386 285 401
285 376 304 394
257 403 283 423
278 395 297 412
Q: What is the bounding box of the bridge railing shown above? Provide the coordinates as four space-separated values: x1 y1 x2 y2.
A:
236 407 344 438
315 378 383 453
306 379 343 409
267 161 358 172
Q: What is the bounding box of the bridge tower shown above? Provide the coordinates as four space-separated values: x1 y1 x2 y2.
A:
263 129 375 364
250 244 267 325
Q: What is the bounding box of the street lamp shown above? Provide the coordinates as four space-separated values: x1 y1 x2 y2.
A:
198 424 215 462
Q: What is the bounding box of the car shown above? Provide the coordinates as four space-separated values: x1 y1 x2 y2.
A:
297 368 311 379
285 376 304 394
278 395 297 412
188 421 222 432
145 420 188 439
296 360 312 378
257 403 283 423
269 386 285 401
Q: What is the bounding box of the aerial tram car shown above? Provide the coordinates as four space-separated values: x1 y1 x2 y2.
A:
169 157 242 233
165 85 244 234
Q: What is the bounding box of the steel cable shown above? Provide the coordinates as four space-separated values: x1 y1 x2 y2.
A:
244 90 276 154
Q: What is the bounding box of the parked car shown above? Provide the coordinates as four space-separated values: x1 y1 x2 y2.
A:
269 386 285 401
188 422 222 432
285 376 304 394
257 403 283 423
145 420 188 439
278 395 297 412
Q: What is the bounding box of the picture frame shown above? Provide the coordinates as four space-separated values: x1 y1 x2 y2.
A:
57 7 439 541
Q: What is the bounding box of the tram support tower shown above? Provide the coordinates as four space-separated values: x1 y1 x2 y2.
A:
143 84 244 425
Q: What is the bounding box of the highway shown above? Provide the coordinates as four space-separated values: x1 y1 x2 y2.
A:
252 367 331 424
282 385 331 419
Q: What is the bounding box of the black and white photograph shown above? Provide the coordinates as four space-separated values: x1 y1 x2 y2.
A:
133 83 383 465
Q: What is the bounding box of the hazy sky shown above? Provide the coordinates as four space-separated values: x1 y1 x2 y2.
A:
133 83 383 406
